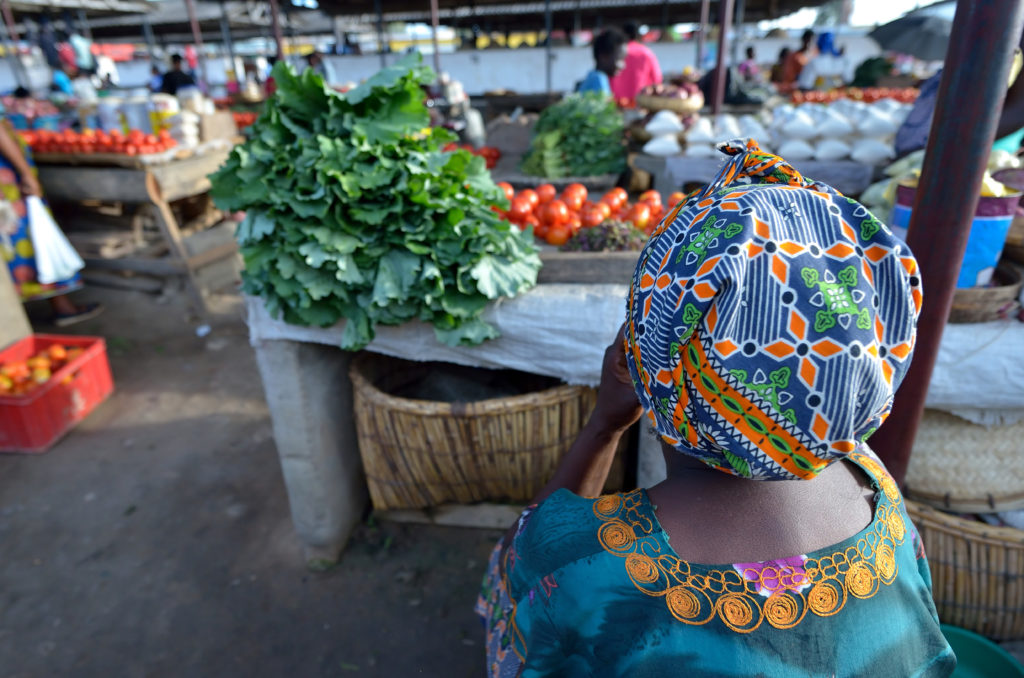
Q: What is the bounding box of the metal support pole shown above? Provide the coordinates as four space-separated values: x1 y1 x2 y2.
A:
429 0 442 76
183 0 206 90
732 0 745 63
219 0 239 84
375 0 386 67
661 0 670 32
696 0 710 70
711 0 734 114
268 0 285 59
0 0 22 88
143 17 157 63
76 9 92 40
544 0 553 93
869 0 1024 484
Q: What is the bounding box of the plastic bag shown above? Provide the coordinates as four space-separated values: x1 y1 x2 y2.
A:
779 110 817 140
851 138 895 165
814 138 852 161
643 134 682 157
645 110 684 135
27 196 84 284
687 117 716 143
684 143 717 158
777 139 815 160
817 110 854 137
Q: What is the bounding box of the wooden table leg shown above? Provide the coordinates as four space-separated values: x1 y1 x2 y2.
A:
145 172 210 316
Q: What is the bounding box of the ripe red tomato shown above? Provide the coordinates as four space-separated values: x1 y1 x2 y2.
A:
562 191 584 212
639 190 663 209
567 214 581 234
124 145 139 156
594 202 612 220
582 208 605 228
563 183 588 204
545 224 572 246
540 200 569 227
497 181 514 202
601 191 625 211
627 202 652 231
536 183 557 204
507 196 533 223
518 189 540 209
668 191 687 206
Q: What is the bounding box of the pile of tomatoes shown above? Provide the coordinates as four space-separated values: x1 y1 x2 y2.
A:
443 143 501 169
20 129 178 156
232 112 258 129
0 344 82 397
791 87 918 105
496 181 687 246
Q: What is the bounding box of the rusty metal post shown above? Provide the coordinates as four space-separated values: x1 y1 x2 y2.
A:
430 0 442 76
696 0 710 70
268 0 285 59
711 0 734 114
183 0 206 89
869 0 1024 484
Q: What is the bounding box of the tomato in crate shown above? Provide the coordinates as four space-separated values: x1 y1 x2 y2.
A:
0 334 114 454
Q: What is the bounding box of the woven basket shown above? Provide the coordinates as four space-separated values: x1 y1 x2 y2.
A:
948 262 1022 323
907 500 1024 641
350 353 615 511
905 410 1024 512
636 93 704 115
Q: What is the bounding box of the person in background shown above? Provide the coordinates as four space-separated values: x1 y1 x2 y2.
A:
305 52 327 79
68 28 94 74
781 29 815 85
51 62 77 96
896 34 1024 157
610 21 662 100
0 120 101 325
737 46 761 82
770 47 791 84
798 32 852 90
160 54 196 96
577 28 627 96
148 65 163 92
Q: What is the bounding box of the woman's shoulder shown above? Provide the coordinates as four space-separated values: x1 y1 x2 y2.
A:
511 488 648 582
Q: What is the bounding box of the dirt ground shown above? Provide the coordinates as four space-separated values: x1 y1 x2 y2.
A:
0 286 499 678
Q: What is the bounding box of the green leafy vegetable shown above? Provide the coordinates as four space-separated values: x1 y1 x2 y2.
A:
209 55 540 350
521 93 626 178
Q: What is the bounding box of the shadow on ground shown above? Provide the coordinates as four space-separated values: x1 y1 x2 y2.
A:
1 287 497 678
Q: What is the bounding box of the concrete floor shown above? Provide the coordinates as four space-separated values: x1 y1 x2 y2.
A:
0 287 497 678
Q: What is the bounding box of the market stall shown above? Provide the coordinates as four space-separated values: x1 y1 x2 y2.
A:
35 145 237 315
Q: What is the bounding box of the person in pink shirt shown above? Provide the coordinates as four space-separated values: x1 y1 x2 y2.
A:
610 22 663 100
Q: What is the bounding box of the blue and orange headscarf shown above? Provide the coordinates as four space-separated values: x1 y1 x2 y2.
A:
625 139 922 480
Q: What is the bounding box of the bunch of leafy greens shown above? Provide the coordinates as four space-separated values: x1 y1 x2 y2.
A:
520 93 626 178
209 55 539 350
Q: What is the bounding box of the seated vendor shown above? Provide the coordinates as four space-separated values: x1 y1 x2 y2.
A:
577 29 627 96
478 139 955 677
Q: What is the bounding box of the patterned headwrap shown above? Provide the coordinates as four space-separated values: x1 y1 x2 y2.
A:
625 139 922 480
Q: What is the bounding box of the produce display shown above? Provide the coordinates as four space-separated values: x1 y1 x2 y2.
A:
521 93 626 179
791 87 919 104
496 180 683 246
1 96 60 126
0 344 83 397
20 128 178 156
442 142 501 169
635 83 704 115
560 219 648 252
209 55 539 350
232 112 259 129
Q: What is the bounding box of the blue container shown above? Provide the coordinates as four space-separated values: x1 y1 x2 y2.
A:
892 184 1020 288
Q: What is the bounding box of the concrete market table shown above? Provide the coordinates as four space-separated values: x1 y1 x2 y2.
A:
36 147 236 315
247 286 1024 565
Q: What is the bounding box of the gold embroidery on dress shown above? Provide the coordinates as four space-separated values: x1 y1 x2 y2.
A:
593 452 907 633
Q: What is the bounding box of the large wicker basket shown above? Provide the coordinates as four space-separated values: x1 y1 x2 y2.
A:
905 410 1024 512
350 353 611 511
907 500 1024 641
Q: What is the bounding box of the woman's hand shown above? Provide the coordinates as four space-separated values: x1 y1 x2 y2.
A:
20 173 41 197
592 324 643 432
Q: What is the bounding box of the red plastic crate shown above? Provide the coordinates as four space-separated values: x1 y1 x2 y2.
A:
0 334 114 454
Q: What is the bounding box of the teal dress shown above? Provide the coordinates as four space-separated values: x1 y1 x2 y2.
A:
477 452 955 677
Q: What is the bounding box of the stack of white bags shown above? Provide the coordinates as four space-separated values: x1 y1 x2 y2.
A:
679 99 913 165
